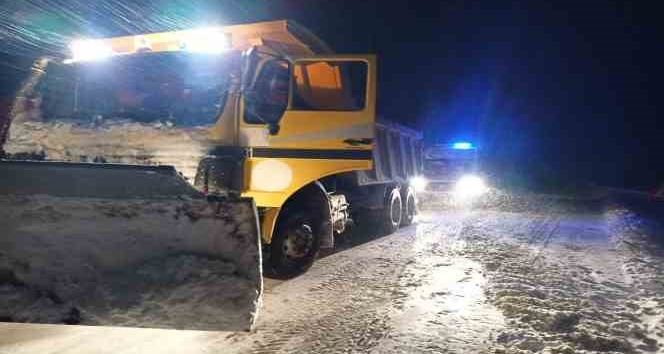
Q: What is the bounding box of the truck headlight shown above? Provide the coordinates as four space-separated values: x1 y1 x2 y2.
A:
454 175 487 199
69 39 113 62
181 27 230 53
410 176 428 192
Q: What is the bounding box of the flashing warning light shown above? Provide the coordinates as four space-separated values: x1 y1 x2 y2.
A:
452 142 475 150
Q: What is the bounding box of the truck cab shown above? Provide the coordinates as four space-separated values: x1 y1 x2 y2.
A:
423 142 479 189
3 20 421 277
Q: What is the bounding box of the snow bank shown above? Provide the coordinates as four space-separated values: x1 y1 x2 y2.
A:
4 119 214 183
421 188 607 214
609 208 664 352
0 283 78 324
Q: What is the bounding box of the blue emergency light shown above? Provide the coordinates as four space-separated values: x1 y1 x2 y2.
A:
452 141 475 150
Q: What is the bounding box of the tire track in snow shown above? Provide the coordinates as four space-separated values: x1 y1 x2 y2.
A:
609 208 664 352
242 226 421 354
370 212 505 353
459 203 663 353
239 212 506 354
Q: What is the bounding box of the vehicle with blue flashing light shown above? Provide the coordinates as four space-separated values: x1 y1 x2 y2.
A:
422 141 487 199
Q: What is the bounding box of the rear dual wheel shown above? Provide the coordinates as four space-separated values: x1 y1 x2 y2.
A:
381 188 402 234
381 187 417 234
401 187 417 226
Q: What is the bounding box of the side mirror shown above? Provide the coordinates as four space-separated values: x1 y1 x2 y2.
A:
242 55 289 136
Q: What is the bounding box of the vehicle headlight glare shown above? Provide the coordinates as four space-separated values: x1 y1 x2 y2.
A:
410 176 428 192
454 175 487 199
69 39 113 62
181 27 230 53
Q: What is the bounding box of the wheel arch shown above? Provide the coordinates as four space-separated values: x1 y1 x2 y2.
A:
263 180 334 249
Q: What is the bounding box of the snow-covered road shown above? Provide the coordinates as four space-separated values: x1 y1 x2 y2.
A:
1 193 663 353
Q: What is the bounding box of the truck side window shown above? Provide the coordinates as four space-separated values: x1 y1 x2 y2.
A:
244 60 290 124
292 61 367 111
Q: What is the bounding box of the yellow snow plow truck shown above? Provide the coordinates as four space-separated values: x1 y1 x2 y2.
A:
0 20 423 331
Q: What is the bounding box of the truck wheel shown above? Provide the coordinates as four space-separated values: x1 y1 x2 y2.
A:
270 211 320 278
401 188 417 226
381 188 402 234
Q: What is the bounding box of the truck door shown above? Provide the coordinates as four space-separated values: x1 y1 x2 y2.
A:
241 55 376 155
241 55 376 208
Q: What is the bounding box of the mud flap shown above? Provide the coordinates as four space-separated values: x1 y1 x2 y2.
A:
0 160 262 331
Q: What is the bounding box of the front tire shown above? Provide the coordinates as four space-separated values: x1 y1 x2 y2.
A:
269 211 320 278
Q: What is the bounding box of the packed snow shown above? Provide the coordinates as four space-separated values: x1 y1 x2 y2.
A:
4 119 213 183
1 191 663 353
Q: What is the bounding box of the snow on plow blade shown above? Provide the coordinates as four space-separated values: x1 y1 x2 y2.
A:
0 160 262 331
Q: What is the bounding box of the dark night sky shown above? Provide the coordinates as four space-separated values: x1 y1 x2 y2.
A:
0 1 661 189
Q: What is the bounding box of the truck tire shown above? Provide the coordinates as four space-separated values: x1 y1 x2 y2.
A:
381 188 402 234
401 187 417 226
269 210 320 278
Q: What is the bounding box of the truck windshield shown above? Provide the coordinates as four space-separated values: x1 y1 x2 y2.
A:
36 52 240 126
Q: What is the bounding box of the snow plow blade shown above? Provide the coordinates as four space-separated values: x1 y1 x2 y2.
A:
0 160 262 331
